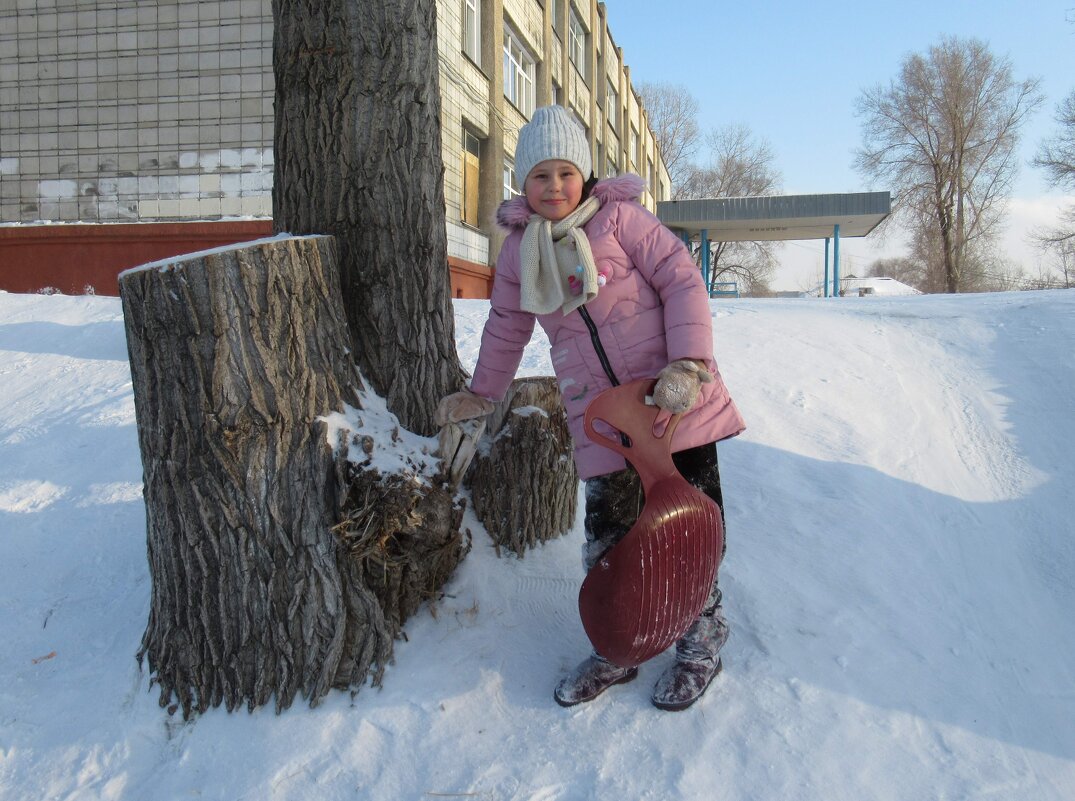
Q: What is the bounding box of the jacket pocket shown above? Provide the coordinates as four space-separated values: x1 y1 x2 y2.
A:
609 306 667 380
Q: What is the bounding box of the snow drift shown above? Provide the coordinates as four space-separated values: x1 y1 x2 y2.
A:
1 289 1073 800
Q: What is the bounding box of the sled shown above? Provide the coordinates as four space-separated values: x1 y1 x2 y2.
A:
579 379 724 668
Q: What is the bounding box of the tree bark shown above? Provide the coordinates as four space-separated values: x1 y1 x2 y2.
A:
120 237 392 717
337 465 471 635
271 0 466 435
466 378 579 556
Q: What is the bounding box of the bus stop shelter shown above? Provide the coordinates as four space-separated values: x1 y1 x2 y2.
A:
656 191 891 297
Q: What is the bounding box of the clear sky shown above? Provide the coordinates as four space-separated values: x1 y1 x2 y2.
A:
602 0 1075 290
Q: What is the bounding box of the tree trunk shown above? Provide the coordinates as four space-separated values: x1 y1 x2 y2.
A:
120 237 392 718
466 378 579 556
271 0 465 435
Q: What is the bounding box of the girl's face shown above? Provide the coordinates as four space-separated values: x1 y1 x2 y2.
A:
524 160 585 222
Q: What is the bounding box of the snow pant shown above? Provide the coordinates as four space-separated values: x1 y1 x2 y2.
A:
582 441 726 612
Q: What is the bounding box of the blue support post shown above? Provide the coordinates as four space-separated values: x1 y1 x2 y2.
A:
823 237 830 297
700 228 710 293
833 224 841 297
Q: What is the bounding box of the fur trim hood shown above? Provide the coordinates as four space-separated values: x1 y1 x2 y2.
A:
496 173 647 230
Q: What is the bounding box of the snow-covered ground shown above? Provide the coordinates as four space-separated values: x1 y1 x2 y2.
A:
1 288 1073 800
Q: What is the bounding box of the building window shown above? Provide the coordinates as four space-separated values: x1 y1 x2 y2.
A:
462 0 481 66
606 153 617 179
503 27 535 116
572 109 589 134
552 81 563 106
503 159 520 199
630 126 639 168
551 0 563 34
568 8 586 79
605 78 619 130
462 128 481 226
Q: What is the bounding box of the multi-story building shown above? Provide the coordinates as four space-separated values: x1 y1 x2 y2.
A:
0 0 671 296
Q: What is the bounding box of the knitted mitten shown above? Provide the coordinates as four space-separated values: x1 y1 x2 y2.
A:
652 359 713 414
434 389 494 426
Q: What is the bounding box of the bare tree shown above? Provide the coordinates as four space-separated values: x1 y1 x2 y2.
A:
866 256 924 290
636 82 701 198
855 36 1044 293
127 0 478 719
273 0 466 435
1048 241 1074 287
1034 235 1075 288
1032 89 1075 248
682 124 782 295
1034 90 1075 188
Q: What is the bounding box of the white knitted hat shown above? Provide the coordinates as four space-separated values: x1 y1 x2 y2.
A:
514 105 593 190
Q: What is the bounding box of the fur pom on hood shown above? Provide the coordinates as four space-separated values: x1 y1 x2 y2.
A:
496 173 647 230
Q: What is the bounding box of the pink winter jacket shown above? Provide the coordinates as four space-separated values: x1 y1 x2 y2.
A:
469 174 746 480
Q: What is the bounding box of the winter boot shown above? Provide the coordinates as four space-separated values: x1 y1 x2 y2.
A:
651 608 729 711
554 652 638 707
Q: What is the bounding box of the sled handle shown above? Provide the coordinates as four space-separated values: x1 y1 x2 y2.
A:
583 379 683 487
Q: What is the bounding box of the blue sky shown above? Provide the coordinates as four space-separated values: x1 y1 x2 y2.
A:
603 0 1075 288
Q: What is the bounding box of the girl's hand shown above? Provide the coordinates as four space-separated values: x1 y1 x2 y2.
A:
435 389 495 426
652 360 713 414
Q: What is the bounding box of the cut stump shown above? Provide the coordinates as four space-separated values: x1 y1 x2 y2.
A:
120 235 464 717
466 377 578 556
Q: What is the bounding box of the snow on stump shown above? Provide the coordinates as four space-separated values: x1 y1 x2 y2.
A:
466 377 578 556
119 235 464 717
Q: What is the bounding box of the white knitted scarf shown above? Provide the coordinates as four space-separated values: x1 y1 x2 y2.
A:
518 196 602 316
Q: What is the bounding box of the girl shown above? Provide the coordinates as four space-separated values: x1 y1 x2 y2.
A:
436 106 745 711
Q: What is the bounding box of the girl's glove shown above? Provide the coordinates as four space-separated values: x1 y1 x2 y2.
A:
435 389 495 426
652 359 713 414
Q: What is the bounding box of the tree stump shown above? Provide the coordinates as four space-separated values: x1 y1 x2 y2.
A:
120 236 395 717
466 378 579 556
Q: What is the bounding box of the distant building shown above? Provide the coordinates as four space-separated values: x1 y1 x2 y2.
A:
0 0 671 296
802 275 921 298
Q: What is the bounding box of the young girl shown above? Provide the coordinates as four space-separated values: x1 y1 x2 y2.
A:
436 105 746 711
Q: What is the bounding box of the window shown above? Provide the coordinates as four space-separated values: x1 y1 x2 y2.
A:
551 0 563 33
552 81 563 107
462 0 481 65
630 126 638 168
605 78 619 130
568 8 586 78
462 128 481 226
605 152 618 179
503 28 535 116
503 159 520 200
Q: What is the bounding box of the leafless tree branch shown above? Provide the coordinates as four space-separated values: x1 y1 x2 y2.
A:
854 36 1044 292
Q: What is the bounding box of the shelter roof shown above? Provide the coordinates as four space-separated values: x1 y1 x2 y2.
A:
656 191 891 241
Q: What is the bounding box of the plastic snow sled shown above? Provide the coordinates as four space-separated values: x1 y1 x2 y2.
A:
579 379 724 668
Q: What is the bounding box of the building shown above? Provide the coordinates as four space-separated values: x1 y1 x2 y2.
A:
0 0 671 296
802 275 921 298
835 275 920 297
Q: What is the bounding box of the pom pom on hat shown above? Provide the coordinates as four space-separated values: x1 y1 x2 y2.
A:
514 105 593 190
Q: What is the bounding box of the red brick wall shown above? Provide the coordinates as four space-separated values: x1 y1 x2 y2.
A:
0 221 274 296
0 222 494 299
447 256 495 299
